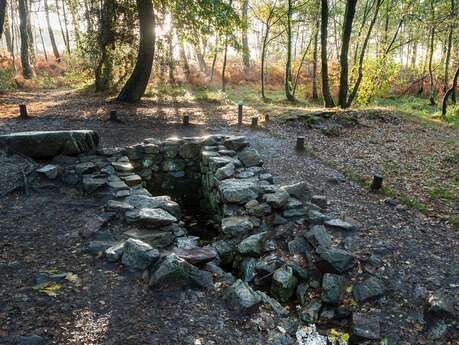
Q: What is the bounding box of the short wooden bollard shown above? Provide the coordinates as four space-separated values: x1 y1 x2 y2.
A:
238 104 243 125
370 175 383 192
183 115 190 126
109 110 118 121
265 114 270 122
19 104 28 119
251 117 258 128
296 136 305 151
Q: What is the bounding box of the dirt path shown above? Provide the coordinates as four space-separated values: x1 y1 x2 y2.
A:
1 89 458 343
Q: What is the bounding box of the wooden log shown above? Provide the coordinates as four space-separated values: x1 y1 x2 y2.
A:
183 115 190 126
296 136 305 151
370 175 383 192
19 104 28 119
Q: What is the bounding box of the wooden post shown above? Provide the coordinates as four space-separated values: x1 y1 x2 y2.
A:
19 104 28 119
238 103 243 125
265 114 270 122
183 115 190 126
296 136 305 151
370 175 383 192
251 117 258 128
109 110 118 121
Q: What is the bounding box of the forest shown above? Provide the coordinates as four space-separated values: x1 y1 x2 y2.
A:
0 0 459 344
0 0 458 117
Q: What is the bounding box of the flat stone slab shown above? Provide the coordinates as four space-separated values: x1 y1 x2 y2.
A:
0 130 99 159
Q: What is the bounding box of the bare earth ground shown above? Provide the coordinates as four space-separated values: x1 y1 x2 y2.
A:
0 89 458 344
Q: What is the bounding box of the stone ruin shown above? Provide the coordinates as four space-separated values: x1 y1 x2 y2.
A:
5 130 453 344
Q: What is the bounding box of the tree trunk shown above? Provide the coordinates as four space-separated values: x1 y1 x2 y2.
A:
95 0 115 92
428 0 436 105
241 0 250 71
311 22 319 100
117 0 155 102
26 0 34 61
10 0 16 71
443 0 455 91
44 0 61 61
194 42 207 73
69 0 81 50
338 0 357 108
167 26 175 83
293 34 313 97
285 0 294 101
38 22 48 61
320 0 334 107
261 28 268 99
441 65 459 117
62 0 71 53
179 40 191 81
210 39 218 82
347 0 382 107
18 0 32 78
4 15 13 53
222 0 233 91
55 0 69 54
222 41 228 91
0 0 6 39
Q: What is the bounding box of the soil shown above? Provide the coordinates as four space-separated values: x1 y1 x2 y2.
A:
0 89 458 344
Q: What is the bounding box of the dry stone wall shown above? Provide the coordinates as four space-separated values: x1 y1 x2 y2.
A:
31 133 393 343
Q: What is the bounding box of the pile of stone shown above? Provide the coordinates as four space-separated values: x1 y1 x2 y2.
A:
26 132 391 343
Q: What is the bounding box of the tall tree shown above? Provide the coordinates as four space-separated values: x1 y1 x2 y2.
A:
346 0 383 107
95 0 115 92
284 0 294 101
44 0 61 61
320 0 334 107
443 0 455 91
241 0 250 71
1 0 7 39
18 0 32 78
311 20 319 100
26 0 34 61
117 0 155 102
338 0 357 108
427 0 436 105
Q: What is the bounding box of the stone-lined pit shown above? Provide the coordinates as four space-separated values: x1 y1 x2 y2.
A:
17 131 418 343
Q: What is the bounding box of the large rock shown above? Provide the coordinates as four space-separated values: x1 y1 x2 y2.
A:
173 247 218 265
0 130 99 159
222 216 253 237
149 254 213 289
280 181 311 202
127 208 177 228
219 178 259 204
351 313 381 341
238 147 262 167
121 238 160 270
317 247 355 273
224 279 262 314
126 195 180 217
352 277 385 303
271 266 298 302
238 232 266 257
321 273 347 305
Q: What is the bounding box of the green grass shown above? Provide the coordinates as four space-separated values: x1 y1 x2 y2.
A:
373 96 459 130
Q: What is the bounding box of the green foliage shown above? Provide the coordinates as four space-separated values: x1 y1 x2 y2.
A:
0 67 16 92
355 58 400 104
373 96 459 130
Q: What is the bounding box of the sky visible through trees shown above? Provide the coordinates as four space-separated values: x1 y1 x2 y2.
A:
0 0 458 113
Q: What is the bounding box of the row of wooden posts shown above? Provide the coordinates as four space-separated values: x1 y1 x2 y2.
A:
16 103 383 191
